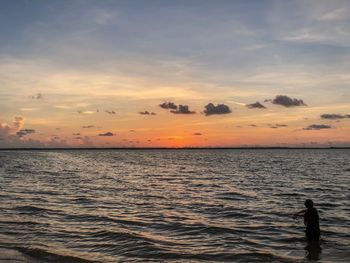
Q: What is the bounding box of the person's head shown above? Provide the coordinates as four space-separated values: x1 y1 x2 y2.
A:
304 199 314 209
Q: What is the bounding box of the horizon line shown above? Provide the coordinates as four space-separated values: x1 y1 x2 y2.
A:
1 147 349 151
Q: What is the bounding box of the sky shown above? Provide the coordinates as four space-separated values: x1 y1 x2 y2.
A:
0 0 349 148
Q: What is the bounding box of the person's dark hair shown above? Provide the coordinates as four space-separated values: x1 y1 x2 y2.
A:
305 199 314 209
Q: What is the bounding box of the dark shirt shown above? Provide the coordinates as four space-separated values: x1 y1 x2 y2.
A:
304 207 320 231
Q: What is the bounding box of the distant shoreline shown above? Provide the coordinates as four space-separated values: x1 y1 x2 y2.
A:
0 147 349 150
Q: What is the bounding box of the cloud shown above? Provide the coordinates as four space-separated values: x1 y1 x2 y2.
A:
13 117 24 131
72 133 81 135
246 101 266 109
20 108 39 111
320 114 350 120
139 111 156 115
159 102 177 110
0 117 43 148
32 93 43 100
98 132 115 136
16 129 35 137
1 117 24 138
170 104 195 114
82 125 95 128
0 123 11 137
203 103 231 116
270 95 307 107
105 110 116 114
268 123 288 128
77 110 95 115
193 132 202 136
303 124 332 130
54 105 72 109
250 124 257 127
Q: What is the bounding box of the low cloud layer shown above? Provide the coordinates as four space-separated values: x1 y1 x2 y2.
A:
82 125 95 128
269 95 307 107
303 124 332 130
193 132 202 136
98 132 115 136
170 105 195 114
321 114 350 120
159 102 177 110
204 103 231 116
139 111 156 115
246 102 266 109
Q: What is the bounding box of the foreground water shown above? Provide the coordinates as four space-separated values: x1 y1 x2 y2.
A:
0 149 349 262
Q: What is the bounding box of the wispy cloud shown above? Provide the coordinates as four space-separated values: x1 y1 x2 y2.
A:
139 111 156 115
98 132 115 136
105 110 116 115
77 110 95 115
321 113 350 120
303 124 332 130
16 129 35 137
246 101 266 109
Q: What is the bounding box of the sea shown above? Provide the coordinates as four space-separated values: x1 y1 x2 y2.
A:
0 149 349 262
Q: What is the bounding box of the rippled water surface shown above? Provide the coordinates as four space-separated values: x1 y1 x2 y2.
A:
0 149 349 262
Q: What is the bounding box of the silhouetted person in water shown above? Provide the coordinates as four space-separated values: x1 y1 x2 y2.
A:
294 199 320 243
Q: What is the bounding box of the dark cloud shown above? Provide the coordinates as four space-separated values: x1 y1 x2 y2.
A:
303 124 332 130
246 101 266 109
159 102 177 110
270 95 306 107
170 104 195 114
203 103 231 116
72 133 80 136
74 136 82 140
32 93 42 100
129 129 135 132
193 132 202 136
320 114 350 120
105 110 116 115
250 124 257 127
16 129 35 137
139 111 156 115
82 125 94 128
268 123 288 128
98 132 115 136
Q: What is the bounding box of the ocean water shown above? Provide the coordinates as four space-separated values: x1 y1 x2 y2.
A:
0 149 349 262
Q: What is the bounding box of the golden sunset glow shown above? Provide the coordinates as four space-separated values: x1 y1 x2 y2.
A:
0 1 349 148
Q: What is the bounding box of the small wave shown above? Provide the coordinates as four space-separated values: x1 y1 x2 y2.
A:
15 205 51 214
15 247 98 263
0 220 48 226
216 191 257 201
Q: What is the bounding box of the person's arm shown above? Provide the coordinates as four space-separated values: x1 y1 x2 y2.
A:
293 209 306 218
